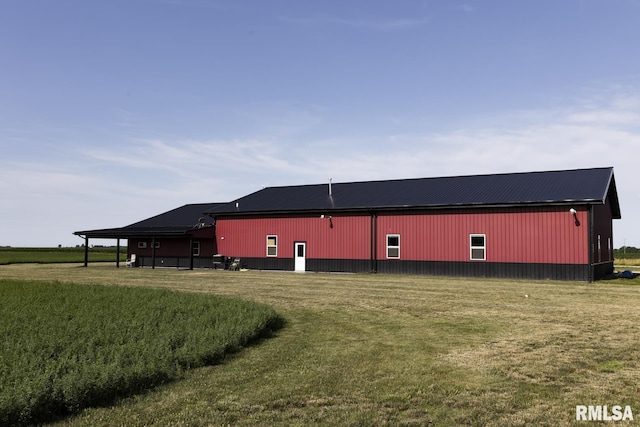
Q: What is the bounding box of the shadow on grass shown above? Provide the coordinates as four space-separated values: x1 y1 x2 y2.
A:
601 270 640 283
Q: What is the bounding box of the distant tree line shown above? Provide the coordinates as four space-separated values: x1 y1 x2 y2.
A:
614 246 640 257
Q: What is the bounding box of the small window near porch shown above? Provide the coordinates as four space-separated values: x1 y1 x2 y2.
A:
192 241 200 257
387 234 400 259
138 241 147 249
470 234 486 260
267 235 278 257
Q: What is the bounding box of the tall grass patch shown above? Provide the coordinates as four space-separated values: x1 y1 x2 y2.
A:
0 247 125 264
0 280 282 426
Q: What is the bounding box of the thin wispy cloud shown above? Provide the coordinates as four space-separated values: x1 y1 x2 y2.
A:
280 15 431 31
85 88 640 192
457 4 476 13
112 108 138 129
85 138 313 186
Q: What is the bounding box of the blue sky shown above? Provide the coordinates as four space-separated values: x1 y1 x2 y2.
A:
1 0 639 247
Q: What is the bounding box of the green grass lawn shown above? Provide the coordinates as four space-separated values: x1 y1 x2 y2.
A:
1 264 639 426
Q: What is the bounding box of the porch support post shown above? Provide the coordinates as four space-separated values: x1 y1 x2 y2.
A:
84 236 89 267
116 239 120 268
189 237 194 270
151 237 156 269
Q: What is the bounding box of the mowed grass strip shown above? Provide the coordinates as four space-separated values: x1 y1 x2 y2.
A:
0 279 282 426
2 265 640 426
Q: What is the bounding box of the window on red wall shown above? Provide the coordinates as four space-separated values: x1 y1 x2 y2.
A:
267 235 277 257
387 234 400 259
470 234 486 260
192 241 200 257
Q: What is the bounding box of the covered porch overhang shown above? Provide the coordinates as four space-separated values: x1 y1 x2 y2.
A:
72 227 208 270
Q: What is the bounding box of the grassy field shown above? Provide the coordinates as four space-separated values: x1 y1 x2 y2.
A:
1 263 639 426
0 247 125 265
0 279 281 426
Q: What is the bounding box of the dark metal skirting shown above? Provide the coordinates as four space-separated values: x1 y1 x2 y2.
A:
376 260 590 281
593 261 614 280
135 255 598 281
136 256 215 269
239 257 294 271
306 259 371 273
238 258 371 273
235 258 591 280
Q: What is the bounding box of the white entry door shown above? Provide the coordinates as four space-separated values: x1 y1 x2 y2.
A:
294 242 306 272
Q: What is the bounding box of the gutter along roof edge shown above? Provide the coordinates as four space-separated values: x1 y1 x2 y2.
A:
74 225 213 239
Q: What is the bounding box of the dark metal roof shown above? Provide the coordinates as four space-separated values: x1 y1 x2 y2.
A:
208 167 621 218
75 167 621 239
74 203 225 238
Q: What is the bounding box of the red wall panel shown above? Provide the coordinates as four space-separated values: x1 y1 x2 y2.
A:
216 206 589 265
216 215 371 260
376 207 588 264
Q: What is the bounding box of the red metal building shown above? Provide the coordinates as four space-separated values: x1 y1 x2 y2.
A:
75 167 621 281
209 167 620 281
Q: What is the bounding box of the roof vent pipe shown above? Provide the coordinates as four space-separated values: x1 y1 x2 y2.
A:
329 178 333 197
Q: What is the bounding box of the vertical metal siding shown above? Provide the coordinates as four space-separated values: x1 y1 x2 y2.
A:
376 207 588 264
216 215 371 260
216 206 590 271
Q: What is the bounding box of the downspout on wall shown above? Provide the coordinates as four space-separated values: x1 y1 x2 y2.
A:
588 205 594 283
370 212 377 273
